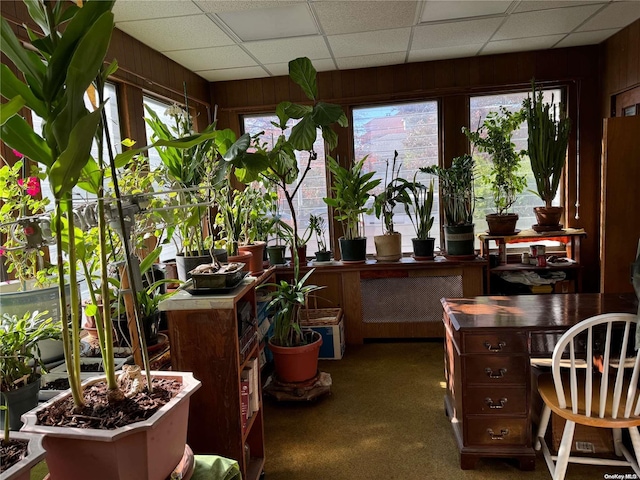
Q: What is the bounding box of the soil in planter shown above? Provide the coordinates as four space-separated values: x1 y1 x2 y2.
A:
0 438 28 473
36 378 182 430
42 377 71 390
80 362 103 372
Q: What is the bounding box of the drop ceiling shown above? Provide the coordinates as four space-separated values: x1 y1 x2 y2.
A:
113 0 640 82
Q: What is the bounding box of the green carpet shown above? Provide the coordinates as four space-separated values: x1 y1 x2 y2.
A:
263 341 634 480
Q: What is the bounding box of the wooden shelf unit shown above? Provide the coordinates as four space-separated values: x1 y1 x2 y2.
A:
478 228 586 294
159 268 275 480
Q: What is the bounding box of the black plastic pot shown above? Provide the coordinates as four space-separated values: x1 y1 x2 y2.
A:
175 252 213 282
266 245 287 265
339 237 367 263
315 250 332 262
412 238 435 259
0 377 40 430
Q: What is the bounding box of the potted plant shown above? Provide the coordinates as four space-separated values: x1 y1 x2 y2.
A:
309 214 331 262
0 311 62 431
522 80 571 231
463 106 527 235
324 156 381 263
404 176 436 259
1 2 201 478
0 422 46 480
263 269 324 382
422 154 477 257
373 150 412 262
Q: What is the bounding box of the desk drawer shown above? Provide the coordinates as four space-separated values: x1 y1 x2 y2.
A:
464 355 528 384
463 333 527 354
466 417 529 446
465 386 527 415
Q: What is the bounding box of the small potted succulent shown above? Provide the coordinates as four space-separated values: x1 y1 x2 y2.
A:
309 214 331 262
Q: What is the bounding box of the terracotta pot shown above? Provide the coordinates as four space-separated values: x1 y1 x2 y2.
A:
534 206 563 227
1 431 46 480
238 242 266 275
290 244 308 265
269 331 322 383
228 251 253 274
21 371 201 480
374 232 402 261
486 213 519 236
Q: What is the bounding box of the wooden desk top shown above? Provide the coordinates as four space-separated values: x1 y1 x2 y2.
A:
442 293 638 331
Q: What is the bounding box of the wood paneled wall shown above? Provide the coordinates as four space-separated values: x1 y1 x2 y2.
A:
212 47 603 292
600 19 640 117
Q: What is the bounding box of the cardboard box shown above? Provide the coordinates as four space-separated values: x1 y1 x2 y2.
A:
300 309 345 360
550 413 615 455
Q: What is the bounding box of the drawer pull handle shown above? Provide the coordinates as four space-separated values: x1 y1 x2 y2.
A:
485 397 507 409
484 341 506 352
485 367 507 378
487 428 510 440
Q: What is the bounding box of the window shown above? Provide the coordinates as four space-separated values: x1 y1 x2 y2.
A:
469 89 562 245
352 101 440 254
242 114 328 255
143 95 174 172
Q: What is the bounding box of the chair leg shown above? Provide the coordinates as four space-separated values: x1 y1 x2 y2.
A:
536 405 551 451
613 428 623 456
628 427 640 476
554 420 576 480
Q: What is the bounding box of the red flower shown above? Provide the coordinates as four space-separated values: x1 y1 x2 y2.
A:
24 226 35 236
0 247 5 257
18 177 41 196
25 177 40 196
12 149 24 159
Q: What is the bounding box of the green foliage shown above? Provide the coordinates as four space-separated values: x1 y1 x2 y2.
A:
373 151 412 234
404 175 434 240
0 311 62 392
308 214 328 252
324 156 381 240
522 80 571 207
261 269 324 347
422 154 476 226
463 107 527 215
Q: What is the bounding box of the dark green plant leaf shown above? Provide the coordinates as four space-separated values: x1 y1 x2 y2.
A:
76 157 101 194
0 115 54 167
0 95 25 125
288 115 317 151
288 57 317 101
283 103 312 119
50 108 102 197
321 125 338 151
222 133 251 162
0 64 47 118
311 102 345 126
0 18 45 88
23 0 49 35
275 101 292 128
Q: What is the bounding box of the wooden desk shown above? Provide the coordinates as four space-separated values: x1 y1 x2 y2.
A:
442 293 638 470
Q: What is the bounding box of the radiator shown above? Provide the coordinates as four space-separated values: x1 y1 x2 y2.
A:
361 275 463 324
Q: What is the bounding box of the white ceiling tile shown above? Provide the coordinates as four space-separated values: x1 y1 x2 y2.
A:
244 36 331 64
335 52 407 70
198 66 270 81
412 17 503 49
265 58 337 76
217 3 317 41
421 1 511 22
113 0 203 22
116 15 235 52
408 44 483 62
481 34 566 54
328 27 411 57
194 1 303 14
555 28 620 47
577 1 640 31
313 1 418 35
163 45 257 71
514 1 607 14
493 4 603 40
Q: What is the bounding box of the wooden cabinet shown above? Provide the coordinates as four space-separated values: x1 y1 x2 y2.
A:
478 228 586 294
443 303 535 471
159 269 274 480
